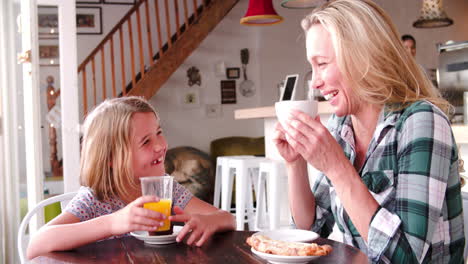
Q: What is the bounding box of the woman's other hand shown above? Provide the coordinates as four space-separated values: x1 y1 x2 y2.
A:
273 122 302 163
169 206 217 247
109 195 166 235
283 111 346 175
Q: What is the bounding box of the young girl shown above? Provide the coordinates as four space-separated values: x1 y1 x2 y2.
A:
27 96 235 260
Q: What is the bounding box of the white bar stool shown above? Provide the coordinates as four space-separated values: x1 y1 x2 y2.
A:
213 155 253 210
255 160 289 231
212 155 268 230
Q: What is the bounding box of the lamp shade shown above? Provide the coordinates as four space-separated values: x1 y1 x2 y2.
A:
281 0 327 9
240 0 283 26
413 0 453 28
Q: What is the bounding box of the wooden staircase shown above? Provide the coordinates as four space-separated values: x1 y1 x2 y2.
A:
78 0 239 116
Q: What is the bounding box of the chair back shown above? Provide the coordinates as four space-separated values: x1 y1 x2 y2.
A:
17 192 77 263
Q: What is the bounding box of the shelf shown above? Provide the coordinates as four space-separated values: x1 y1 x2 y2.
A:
234 102 333 120
235 104 468 144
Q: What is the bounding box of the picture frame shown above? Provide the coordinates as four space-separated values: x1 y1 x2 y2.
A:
39 39 59 66
103 0 136 4
77 0 102 3
226 67 240 79
221 80 236 104
76 7 102 35
205 104 222 118
38 7 58 35
181 88 200 108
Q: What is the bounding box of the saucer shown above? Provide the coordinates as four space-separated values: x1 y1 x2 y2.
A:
130 226 182 245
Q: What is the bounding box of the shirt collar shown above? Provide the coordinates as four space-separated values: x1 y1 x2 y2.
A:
333 105 402 149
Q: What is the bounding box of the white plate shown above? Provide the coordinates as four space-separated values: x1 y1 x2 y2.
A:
254 229 319 243
130 226 182 245
251 248 320 264
250 229 321 264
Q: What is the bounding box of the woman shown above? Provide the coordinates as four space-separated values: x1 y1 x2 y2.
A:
273 0 465 262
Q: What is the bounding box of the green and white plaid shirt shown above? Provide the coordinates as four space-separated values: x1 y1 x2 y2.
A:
310 101 465 263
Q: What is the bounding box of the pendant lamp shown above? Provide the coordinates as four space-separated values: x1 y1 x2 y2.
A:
281 0 327 9
413 0 453 28
240 0 283 26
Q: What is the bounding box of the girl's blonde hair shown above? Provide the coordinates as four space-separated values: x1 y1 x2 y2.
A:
80 96 159 202
301 0 451 114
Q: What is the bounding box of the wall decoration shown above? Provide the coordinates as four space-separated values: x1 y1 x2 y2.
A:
221 80 236 104
187 66 202 86
205 104 222 118
39 39 59 66
103 0 136 4
38 7 58 35
239 48 255 97
77 0 102 3
214 61 226 77
181 88 200 108
76 7 102 35
226 67 240 79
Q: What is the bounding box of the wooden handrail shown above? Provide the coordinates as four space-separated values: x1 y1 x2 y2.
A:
91 58 97 106
119 27 127 96
164 0 172 48
77 0 230 117
128 18 137 89
110 37 116 97
144 0 154 67
174 0 180 37
183 0 189 29
100 46 106 99
82 69 88 115
154 0 163 54
193 0 198 19
77 0 146 72
135 6 145 79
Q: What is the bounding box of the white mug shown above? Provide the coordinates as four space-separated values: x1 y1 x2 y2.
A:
275 100 318 128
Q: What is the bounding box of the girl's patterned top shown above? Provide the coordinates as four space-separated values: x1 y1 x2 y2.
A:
64 178 193 238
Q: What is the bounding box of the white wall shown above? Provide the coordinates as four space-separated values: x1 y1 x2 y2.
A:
155 0 468 155
375 0 468 69
151 0 264 153
41 0 468 168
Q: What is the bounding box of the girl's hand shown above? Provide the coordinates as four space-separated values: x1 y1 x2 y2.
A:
273 122 302 163
169 206 217 247
109 196 166 235
283 111 346 175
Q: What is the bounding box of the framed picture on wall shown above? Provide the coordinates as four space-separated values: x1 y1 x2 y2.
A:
39 39 59 66
76 7 102 35
181 88 201 108
205 104 222 118
226 67 240 79
38 7 58 35
103 0 136 4
221 80 236 104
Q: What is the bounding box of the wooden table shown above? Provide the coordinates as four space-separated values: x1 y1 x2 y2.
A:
31 231 368 263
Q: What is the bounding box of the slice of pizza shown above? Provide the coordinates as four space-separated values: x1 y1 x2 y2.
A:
246 234 332 257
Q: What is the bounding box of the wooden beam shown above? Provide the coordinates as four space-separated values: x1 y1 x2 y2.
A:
129 0 239 99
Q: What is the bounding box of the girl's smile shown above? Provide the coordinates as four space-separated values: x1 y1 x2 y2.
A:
130 112 168 179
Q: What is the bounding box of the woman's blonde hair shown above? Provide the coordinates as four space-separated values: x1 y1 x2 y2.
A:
301 0 451 114
80 96 159 202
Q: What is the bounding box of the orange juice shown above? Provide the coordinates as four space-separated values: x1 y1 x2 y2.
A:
144 199 172 232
